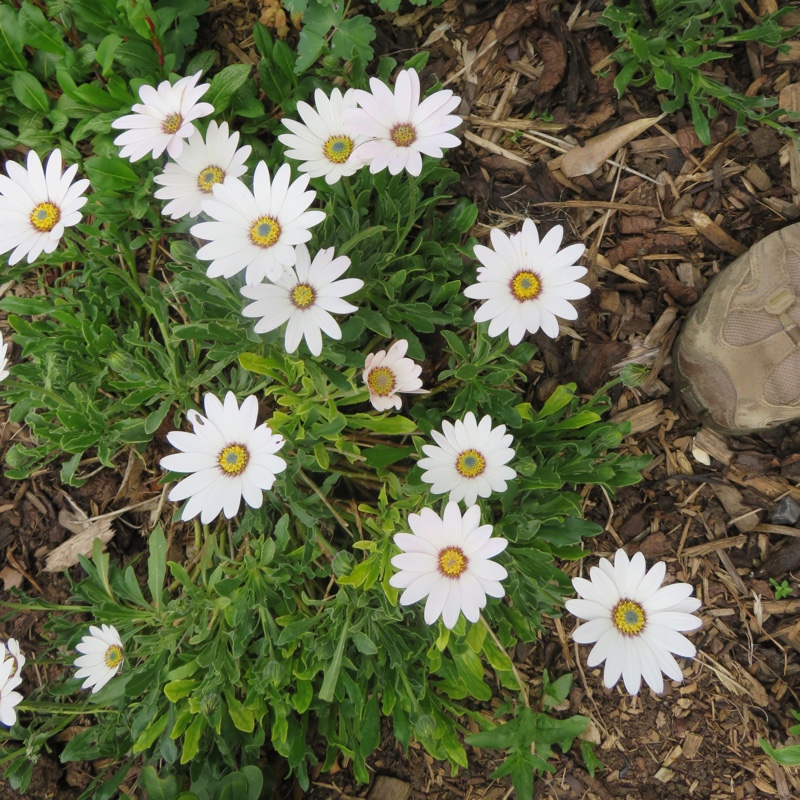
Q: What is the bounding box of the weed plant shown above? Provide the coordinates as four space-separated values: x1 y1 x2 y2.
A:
601 0 800 144
0 2 648 798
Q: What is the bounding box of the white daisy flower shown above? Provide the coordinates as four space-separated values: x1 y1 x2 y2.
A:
240 244 363 357
565 550 703 695
111 72 214 162
1 639 25 678
153 121 252 220
463 219 590 344
160 392 287 524
389 502 508 629
417 412 516 506
363 339 428 411
191 162 326 286
0 149 90 266
0 332 9 381
0 654 23 727
278 87 368 185
343 68 462 177
73 624 124 695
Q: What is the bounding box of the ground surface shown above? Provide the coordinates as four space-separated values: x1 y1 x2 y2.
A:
4 0 800 798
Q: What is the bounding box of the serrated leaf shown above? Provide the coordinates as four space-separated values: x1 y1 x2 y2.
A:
331 15 376 63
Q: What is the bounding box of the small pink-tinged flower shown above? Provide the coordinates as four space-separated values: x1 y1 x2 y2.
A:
344 68 461 177
111 72 214 162
363 339 428 411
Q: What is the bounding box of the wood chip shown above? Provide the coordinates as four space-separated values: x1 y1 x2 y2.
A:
683 732 703 759
743 163 772 192
712 483 761 532
693 427 733 466
681 535 748 557
776 42 800 64
682 209 748 255
369 776 411 800
610 399 664 435
45 510 115 572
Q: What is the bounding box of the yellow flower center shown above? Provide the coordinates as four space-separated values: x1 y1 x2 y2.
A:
612 600 646 635
249 216 281 248
367 366 396 396
197 165 225 193
323 135 354 164
438 547 468 578
291 284 315 309
162 113 183 134
104 644 123 669
510 271 542 301
218 444 249 476
455 449 486 478
391 123 416 148
29 202 61 232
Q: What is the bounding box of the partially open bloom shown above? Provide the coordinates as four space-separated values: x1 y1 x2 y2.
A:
344 68 461 177
240 244 363 357
566 549 703 695
0 149 90 265
0 332 9 381
417 412 516 506
0 639 25 727
161 392 287 523
278 88 367 184
191 162 326 285
153 121 251 219
464 219 590 343
390 502 508 629
111 72 214 162
363 339 427 411
74 624 123 695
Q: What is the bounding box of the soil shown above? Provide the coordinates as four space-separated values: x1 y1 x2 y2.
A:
4 0 800 798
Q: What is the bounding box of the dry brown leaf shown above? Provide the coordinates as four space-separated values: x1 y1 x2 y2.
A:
0 566 24 590
561 115 664 177
45 517 114 572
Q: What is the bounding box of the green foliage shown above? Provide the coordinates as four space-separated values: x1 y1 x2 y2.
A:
601 0 800 144
769 578 794 600
0 0 649 795
466 675 588 800
281 0 444 70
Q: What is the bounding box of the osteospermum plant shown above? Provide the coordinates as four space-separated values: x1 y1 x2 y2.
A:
0 24 653 800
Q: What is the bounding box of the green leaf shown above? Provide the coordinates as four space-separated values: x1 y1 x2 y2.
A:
295 29 327 73
147 525 166 611
139 766 180 800
0 6 27 70
760 737 800 766
349 414 417 434
11 71 49 113
331 15 376 62
204 64 252 113
164 680 199 702
180 715 206 764
96 34 123 75
581 740 604 778
224 690 255 732
319 609 351 702
84 157 140 191
132 715 169 754
19 2 65 54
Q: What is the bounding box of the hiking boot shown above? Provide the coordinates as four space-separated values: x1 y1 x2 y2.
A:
673 222 800 434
